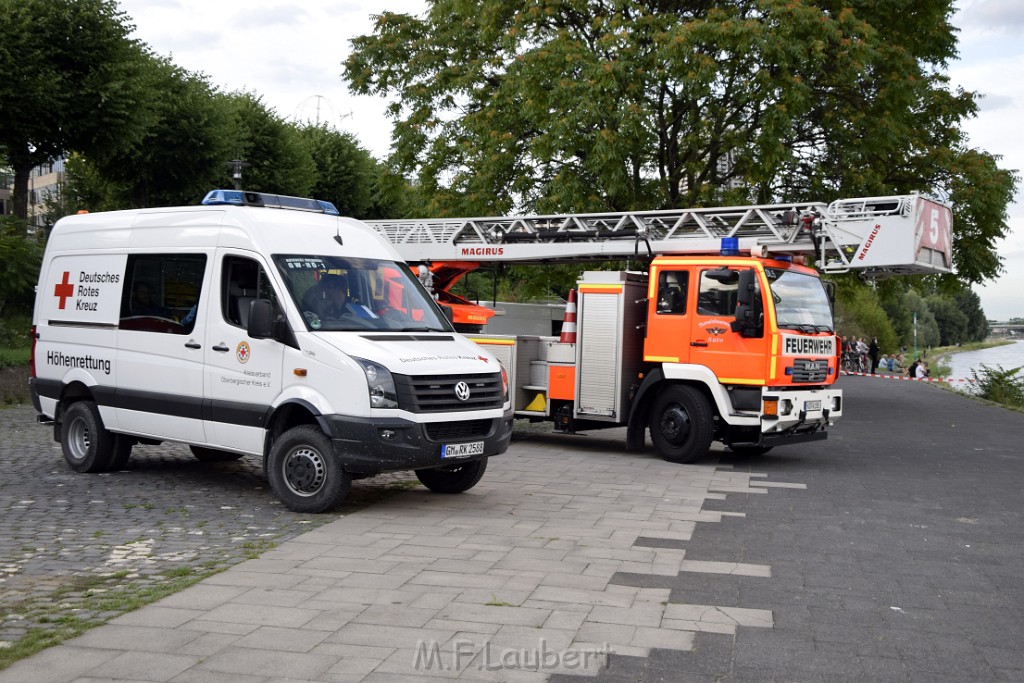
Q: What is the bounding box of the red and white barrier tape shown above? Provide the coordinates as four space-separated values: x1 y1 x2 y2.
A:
840 370 976 383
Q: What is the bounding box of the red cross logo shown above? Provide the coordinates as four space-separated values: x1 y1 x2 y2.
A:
54 271 74 309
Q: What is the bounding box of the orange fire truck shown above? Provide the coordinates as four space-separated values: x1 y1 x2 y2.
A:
368 195 952 462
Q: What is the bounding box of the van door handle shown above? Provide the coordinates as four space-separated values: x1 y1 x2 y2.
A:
212 344 230 352
691 341 708 347
185 341 202 350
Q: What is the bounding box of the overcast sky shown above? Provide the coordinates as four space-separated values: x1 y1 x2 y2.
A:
117 0 1022 321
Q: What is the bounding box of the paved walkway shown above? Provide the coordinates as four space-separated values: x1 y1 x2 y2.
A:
0 430 794 682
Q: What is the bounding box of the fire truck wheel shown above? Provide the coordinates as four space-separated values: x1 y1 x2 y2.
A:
267 425 351 513
189 445 244 462
61 400 123 473
415 458 488 493
649 385 714 464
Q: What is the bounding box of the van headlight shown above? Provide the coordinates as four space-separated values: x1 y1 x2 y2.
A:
354 357 398 409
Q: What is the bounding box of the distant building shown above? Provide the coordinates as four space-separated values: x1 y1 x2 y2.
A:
0 168 11 216
0 159 65 225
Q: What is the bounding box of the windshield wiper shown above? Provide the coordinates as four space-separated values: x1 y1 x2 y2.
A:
779 323 818 333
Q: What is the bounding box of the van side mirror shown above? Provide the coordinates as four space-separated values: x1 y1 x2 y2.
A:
247 299 275 339
730 269 763 337
439 304 454 323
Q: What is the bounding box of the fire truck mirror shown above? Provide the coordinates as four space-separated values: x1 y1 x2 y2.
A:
705 267 738 284
731 269 763 337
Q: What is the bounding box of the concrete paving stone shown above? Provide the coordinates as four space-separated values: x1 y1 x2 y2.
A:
676 559 772 577
226 558 301 574
539 572 610 591
326 624 456 650
300 610 362 632
299 556 400 574
181 620 259 636
68 625 203 653
543 609 591 631
111 606 205 628
408 570 509 590
231 587 318 608
328 572 412 589
195 647 336 679
0 646 119 683
630 625 695 651
660 618 735 634
529 586 635 608
199 603 321 628
202 570 309 589
426 559 498 574
587 604 666 628
153 584 249 611
309 641 396 662
313 545 392 560
575 621 636 645
450 588 534 606
173 631 243 657
87 651 200 681
231 625 331 652
352 605 438 628
168 669 267 683
425 620 503 636
436 602 551 628
324 655 383 677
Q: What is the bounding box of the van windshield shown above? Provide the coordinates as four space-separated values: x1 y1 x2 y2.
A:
765 268 834 333
273 256 452 332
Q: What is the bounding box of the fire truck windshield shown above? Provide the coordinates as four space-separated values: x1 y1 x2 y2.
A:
765 268 834 333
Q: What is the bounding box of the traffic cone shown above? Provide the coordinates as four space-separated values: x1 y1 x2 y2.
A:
560 289 577 343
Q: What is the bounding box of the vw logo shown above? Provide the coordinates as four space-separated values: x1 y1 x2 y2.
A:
454 381 471 402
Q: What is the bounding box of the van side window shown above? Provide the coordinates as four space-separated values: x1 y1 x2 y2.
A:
697 269 739 318
222 256 279 328
656 271 688 315
120 255 206 334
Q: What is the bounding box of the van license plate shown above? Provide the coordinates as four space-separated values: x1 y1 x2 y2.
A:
804 400 821 412
442 441 484 459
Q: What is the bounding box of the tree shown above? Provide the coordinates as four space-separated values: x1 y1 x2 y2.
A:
926 295 968 346
345 0 1017 282
295 124 375 218
0 0 150 220
91 55 234 208
220 93 316 196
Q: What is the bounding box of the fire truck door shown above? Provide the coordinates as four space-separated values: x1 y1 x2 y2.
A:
689 267 768 384
643 268 691 365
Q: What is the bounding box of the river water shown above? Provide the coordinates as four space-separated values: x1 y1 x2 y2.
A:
946 339 1024 385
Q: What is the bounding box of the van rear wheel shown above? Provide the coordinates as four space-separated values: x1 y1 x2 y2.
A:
267 425 350 513
415 458 487 493
61 401 127 473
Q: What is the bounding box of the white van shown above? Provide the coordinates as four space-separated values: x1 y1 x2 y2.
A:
30 190 513 512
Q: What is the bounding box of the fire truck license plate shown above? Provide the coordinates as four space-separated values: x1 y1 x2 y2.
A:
441 441 484 458
804 400 821 412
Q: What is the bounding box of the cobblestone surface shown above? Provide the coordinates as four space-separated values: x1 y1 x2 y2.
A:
0 405 415 648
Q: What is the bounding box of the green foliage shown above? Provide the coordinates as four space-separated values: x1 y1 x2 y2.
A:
295 124 375 218
832 279 898 353
0 217 43 316
971 365 1024 409
220 93 316 196
0 0 151 218
89 55 234 208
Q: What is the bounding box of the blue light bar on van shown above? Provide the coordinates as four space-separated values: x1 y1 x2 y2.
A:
720 237 739 256
201 190 340 216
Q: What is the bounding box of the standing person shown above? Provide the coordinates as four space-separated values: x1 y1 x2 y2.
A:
868 336 880 374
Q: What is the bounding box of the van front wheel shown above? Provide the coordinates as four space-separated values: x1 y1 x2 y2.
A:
267 426 350 513
61 401 127 473
415 458 487 493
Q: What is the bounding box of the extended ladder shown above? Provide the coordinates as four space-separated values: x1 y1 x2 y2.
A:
366 194 952 277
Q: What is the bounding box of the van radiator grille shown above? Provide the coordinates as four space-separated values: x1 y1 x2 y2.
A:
394 373 504 413
425 419 492 441
791 358 829 384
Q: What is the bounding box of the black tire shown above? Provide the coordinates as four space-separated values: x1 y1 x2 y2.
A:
649 385 714 464
189 445 244 462
267 425 350 513
416 458 488 493
108 436 133 470
61 401 120 473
